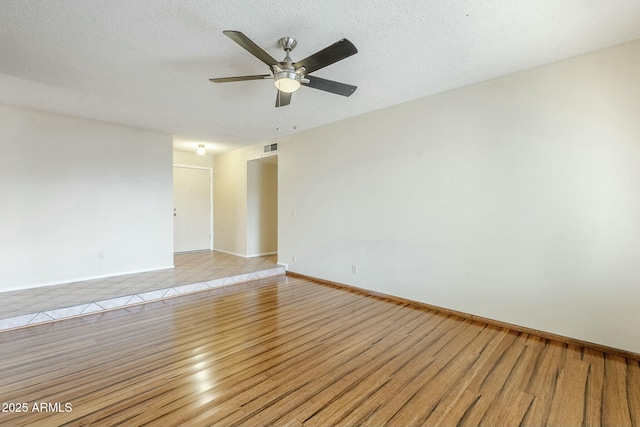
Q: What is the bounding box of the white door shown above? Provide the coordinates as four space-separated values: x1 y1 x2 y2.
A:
173 166 211 252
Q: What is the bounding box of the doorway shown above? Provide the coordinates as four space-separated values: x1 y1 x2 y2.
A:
246 156 278 257
173 165 212 253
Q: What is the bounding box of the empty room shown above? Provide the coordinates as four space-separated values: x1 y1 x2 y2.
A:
1 1 640 426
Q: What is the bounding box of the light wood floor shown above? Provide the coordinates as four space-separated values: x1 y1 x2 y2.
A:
0 276 638 427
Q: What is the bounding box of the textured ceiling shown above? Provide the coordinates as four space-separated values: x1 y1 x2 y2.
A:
2 0 640 154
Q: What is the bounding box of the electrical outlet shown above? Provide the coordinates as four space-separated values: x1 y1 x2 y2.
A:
98 251 104 261
352 265 358 274
292 255 297 263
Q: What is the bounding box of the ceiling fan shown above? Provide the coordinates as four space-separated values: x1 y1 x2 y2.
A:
209 31 358 107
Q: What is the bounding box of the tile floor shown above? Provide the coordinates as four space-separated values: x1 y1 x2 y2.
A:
0 251 283 330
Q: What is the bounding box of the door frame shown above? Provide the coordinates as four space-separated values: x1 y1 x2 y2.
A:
173 164 213 252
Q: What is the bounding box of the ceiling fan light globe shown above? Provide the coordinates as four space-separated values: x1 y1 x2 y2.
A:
274 71 301 93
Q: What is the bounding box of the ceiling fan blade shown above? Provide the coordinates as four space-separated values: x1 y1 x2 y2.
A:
302 75 357 97
209 74 271 83
223 30 280 67
275 90 292 107
293 38 357 74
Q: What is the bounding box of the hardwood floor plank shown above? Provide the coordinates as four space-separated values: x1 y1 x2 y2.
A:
479 390 535 427
335 356 434 427
545 359 590 427
434 389 482 427
299 315 439 426
456 331 529 426
83 298 387 425
1 283 358 399
603 354 633 427
465 329 521 393
284 314 448 426
520 340 566 427
147 300 415 426
379 321 501 426
477 333 542 426
0 276 638 427
183 306 422 426
420 327 508 426
629 359 640 426
582 348 606 427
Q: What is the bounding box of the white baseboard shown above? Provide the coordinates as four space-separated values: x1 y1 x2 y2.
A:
213 248 247 258
0 265 175 294
214 248 277 258
246 251 277 258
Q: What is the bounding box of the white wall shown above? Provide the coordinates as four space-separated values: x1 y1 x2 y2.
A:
0 104 174 291
278 40 640 353
247 158 278 256
213 143 267 256
173 149 214 169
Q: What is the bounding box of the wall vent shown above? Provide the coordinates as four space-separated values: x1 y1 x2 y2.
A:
263 142 278 155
